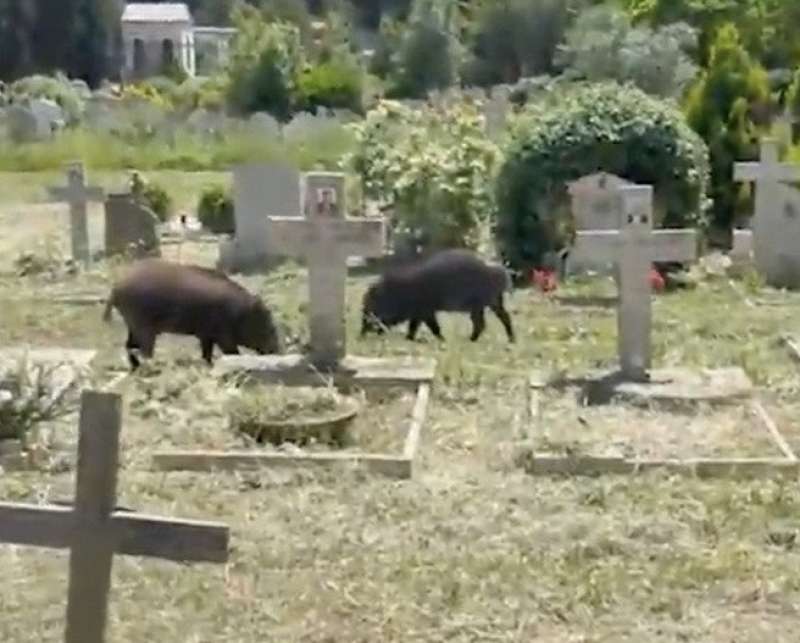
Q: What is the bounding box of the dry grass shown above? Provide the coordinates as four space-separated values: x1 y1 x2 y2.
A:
3 174 800 641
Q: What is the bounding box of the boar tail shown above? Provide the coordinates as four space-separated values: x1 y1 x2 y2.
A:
102 293 115 323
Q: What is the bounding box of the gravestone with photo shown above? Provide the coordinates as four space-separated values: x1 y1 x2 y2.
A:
734 139 800 289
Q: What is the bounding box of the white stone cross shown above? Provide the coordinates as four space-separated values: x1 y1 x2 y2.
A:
47 162 104 267
572 185 697 381
0 391 229 643
268 172 385 370
734 138 800 287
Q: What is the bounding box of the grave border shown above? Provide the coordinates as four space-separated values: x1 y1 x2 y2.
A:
152 380 431 480
520 372 797 478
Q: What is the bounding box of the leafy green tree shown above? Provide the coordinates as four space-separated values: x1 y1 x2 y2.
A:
225 4 305 119
557 5 698 98
462 0 578 86
386 0 461 98
0 0 36 80
685 23 772 232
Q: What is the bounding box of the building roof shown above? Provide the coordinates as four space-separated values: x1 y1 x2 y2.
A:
122 3 192 24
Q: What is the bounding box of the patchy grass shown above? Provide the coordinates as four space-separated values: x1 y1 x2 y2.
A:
2 194 800 639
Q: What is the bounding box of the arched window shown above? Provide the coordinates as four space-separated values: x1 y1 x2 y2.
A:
161 38 175 70
133 38 146 75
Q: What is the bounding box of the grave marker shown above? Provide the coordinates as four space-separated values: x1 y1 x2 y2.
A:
0 391 229 643
47 162 104 267
566 172 633 276
221 163 303 272
571 185 697 380
104 193 161 259
268 172 385 369
735 139 800 288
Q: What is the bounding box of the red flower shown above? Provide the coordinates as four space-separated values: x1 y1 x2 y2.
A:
649 267 665 292
531 268 558 293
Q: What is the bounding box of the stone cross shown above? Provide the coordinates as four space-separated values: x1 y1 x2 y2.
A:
0 391 229 643
571 185 697 381
566 172 633 276
268 172 385 370
47 162 104 267
734 138 800 288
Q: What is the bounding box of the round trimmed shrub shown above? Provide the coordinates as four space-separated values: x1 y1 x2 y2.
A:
495 81 710 272
198 185 234 234
139 182 172 223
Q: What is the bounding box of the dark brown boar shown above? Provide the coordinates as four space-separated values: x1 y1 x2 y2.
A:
103 259 280 370
361 249 514 342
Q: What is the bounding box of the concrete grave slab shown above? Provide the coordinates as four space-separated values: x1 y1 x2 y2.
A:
152 380 432 480
520 372 794 478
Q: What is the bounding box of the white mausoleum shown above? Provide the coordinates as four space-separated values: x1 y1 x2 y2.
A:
121 3 196 79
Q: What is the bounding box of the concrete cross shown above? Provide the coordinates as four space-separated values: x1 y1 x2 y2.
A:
734 138 800 287
268 172 385 370
47 162 104 267
572 185 697 381
0 391 229 643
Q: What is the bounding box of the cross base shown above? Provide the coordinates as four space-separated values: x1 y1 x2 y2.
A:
541 367 753 408
214 354 436 390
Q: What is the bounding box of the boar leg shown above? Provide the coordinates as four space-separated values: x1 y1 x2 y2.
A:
200 338 214 364
424 315 444 340
125 331 141 371
218 336 240 356
406 318 421 341
490 301 515 343
469 308 486 342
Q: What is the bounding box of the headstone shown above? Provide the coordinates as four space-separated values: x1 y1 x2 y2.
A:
283 111 334 142
268 172 385 369
0 391 229 643
734 139 800 288
5 105 43 142
566 173 633 275
571 185 697 381
485 85 510 140
730 229 753 264
104 193 161 259
29 98 65 132
47 162 104 267
248 112 280 139
221 163 303 272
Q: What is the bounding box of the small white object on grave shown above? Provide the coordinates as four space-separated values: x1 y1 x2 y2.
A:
268 172 385 370
730 229 753 263
0 391 229 643
734 139 800 288
571 185 697 381
47 162 104 267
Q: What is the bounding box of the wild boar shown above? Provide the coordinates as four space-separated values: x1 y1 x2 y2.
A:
103 259 280 370
361 249 515 343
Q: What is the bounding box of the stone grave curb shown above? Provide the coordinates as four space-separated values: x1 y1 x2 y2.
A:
520 372 797 479
151 356 435 480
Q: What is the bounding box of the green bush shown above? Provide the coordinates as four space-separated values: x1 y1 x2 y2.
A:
10 73 84 124
495 81 710 272
136 180 172 222
297 59 364 114
352 99 499 251
198 184 235 234
684 23 771 233
225 6 305 120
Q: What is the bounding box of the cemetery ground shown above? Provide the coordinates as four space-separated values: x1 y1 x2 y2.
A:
5 185 800 640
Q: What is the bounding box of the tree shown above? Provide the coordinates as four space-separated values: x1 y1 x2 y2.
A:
462 0 578 86
0 0 36 81
685 23 772 233
557 6 698 99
